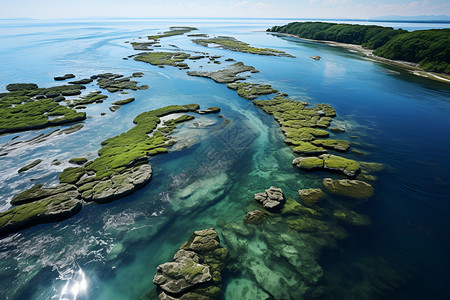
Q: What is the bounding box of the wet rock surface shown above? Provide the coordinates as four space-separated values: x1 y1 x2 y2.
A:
254 186 285 210
152 228 228 300
78 164 152 203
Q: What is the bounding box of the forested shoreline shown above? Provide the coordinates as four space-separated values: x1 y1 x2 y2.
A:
267 22 450 74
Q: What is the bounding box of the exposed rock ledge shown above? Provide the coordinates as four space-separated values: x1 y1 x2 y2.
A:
151 228 228 300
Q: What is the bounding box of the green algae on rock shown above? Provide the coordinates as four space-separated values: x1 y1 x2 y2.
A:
293 154 361 177
243 210 265 224
192 36 294 57
79 104 198 179
68 91 108 107
112 97 135 106
333 209 371 226
18 159 42 173
0 84 86 134
68 157 88 165
147 26 197 40
10 183 77 205
151 228 228 300
311 139 350 152
0 190 81 236
298 188 326 207
322 178 374 200
227 82 278 100
198 107 221 114
134 52 191 67
187 62 258 84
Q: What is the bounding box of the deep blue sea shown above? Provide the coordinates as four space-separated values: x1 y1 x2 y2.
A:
0 18 449 299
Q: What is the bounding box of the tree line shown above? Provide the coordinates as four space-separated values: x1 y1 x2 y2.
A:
267 22 450 74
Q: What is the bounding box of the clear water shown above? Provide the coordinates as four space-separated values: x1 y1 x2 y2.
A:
0 18 449 300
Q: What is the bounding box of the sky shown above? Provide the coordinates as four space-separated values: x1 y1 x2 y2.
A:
0 0 449 19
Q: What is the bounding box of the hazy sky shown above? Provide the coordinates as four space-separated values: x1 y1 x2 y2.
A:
1 0 449 19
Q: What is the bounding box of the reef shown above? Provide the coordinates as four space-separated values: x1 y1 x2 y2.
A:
192 36 294 57
0 183 81 235
94 73 141 92
0 83 86 134
220 186 348 299
147 27 197 40
0 104 206 236
187 62 258 84
151 228 228 300
227 82 278 100
134 52 191 68
68 91 108 107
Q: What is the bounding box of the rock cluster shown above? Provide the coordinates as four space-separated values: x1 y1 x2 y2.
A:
187 62 258 84
78 164 152 203
254 186 285 210
153 228 228 300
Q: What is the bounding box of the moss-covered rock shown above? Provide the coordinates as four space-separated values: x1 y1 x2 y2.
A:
323 178 374 200
227 82 278 100
0 191 81 236
10 183 76 205
243 210 265 224
18 159 42 173
78 164 152 203
0 84 86 134
298 188 326 207
280 198 321 217
112 97 135 106
187 62 258 84
293 141 327 155
68 157 88 165
153 228 227 299
311 139 350 152
147 26 197 40
192 36 294 57
134 52 191 67
59 167 86 184
197 107 221 114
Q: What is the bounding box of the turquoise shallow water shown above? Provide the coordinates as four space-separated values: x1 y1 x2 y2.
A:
0 18 449 299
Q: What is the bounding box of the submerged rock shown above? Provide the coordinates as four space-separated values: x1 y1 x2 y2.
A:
152 228 228 300
333 209 371 226
322 178 374 200
254 186 285 211
298 188 326 207
243 210 265 224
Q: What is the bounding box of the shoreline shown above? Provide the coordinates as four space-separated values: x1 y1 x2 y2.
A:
274 32 450 84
